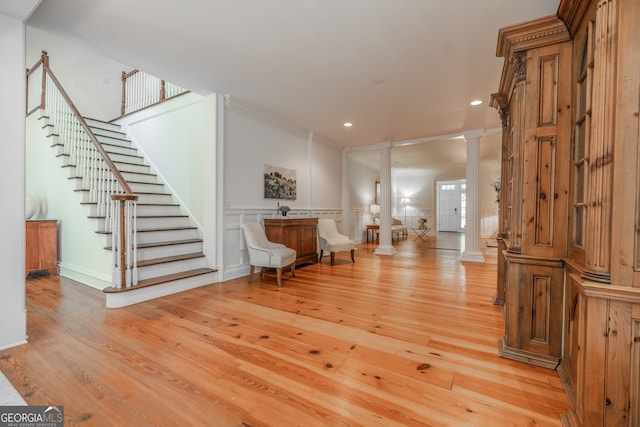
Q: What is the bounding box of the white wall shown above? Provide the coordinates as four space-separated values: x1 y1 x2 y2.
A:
221 100 343 279
0 10 31 349
26 27 130 120
115 93 217 228
223 101 342 212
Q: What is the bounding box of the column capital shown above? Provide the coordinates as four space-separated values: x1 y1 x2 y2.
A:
374 141 393 150
462 130 485 141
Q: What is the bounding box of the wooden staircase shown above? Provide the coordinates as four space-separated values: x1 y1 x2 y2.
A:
42 113 217 307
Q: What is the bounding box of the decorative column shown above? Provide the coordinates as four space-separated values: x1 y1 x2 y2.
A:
341 147 352 239
375 142 396 256
583 0 616 283
460 131 485 263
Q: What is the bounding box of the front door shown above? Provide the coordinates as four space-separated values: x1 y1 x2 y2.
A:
437 180 466 232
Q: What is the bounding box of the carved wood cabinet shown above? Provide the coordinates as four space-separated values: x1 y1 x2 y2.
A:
495 0 640 425
26 219 58 277
491 15 572 369
263 218 318 266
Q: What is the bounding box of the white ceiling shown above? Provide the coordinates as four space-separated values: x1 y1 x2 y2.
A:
19 0 559 172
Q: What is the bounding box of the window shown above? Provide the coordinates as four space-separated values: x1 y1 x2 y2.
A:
572 23 594 248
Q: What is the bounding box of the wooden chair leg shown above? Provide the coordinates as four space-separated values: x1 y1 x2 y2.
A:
330 252 335 266
350 249 355 263
291 262 296 278
248 265 255 283
319 249 324 263
276 267 283 287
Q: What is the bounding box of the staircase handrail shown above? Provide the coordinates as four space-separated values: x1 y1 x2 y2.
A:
35 52 135 196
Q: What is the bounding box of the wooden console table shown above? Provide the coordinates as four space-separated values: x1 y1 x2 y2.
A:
26 219 58 277
366 224 379 243
264 218 318 266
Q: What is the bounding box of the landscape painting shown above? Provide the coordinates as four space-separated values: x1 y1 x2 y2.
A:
264 164 297 200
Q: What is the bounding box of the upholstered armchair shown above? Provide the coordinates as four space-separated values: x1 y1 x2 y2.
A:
241 222 296 287
317 219 355 266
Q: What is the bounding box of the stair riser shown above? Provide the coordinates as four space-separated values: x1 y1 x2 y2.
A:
54 143 146 167
86 204 182 217
85 118 121 132
135 193 174 204
96 134 132 148
76 180 165 193
131 229 200 245
89 127 126 140
77 190 174 206
129 182 165 193
121 171 158 184
95 216 191 230
136 257 208 280
136 242 204 261
136 217 192 229
115 163 151 174
102 143 139 157
59 156 149 172
65 167 155 184
135 205 183 216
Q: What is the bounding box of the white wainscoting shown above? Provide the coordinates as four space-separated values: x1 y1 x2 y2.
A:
222 208 343 281
481 211 499 238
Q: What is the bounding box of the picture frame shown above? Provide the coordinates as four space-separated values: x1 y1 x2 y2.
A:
264 164 297 200
375 181 380 204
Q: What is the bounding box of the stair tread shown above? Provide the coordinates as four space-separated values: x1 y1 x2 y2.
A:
75 189 172 196
80 202 180 208
103 267 216 293
137 252 206 267
96 226 197 235
105 238 203 250
89 214 188 219
68 171 158 179
57 152 145 164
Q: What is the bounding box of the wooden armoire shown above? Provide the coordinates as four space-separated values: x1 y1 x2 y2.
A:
492 0 640 425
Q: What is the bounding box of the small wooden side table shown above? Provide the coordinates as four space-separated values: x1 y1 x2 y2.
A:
366 224 379 243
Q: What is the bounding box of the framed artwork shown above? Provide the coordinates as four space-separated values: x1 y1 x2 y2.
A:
264 164 297 200
375 181 380 204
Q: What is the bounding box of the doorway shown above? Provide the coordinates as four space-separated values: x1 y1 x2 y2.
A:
437 180 466 232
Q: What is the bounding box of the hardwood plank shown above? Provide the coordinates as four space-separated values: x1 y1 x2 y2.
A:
1 236 569 426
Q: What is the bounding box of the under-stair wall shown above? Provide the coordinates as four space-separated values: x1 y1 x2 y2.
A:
26 112 113 289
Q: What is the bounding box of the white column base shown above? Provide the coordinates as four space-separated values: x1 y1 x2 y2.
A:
374 245 397 256
460 251 485 263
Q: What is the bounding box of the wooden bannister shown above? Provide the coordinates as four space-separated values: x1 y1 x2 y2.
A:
120 68 187 116
27 51 138 289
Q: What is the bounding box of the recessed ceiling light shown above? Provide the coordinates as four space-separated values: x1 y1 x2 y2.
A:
344 122 353 127
470 99 483 106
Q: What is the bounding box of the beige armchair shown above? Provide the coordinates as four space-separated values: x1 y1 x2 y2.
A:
241 222 296 287
317 218 355 266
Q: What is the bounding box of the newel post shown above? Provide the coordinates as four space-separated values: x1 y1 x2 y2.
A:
120 71 127 116
40 50 49 109
112 194 138 288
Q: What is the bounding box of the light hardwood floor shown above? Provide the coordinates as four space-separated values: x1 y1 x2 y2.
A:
1 234 568 426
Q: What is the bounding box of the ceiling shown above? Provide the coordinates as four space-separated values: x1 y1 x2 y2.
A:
18 0 559 172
